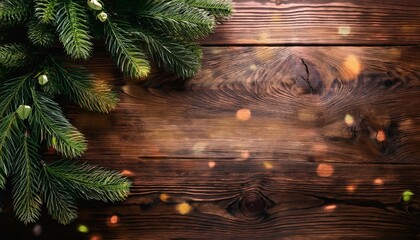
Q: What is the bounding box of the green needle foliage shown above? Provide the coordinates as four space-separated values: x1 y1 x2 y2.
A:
0 0 231 225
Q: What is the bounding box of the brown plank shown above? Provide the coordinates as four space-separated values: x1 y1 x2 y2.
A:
70 46 420 164
1 160 420 239
202 0 420 45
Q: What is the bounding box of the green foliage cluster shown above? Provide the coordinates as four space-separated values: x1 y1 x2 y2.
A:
0 0 232 224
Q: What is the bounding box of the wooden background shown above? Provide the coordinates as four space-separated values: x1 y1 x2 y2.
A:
1 0 420 239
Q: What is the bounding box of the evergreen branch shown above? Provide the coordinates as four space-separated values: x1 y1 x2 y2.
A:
40 164 78 224
0 74 32 118
12 132 42 224
44 160 131 202
35 0 57 24
30 89 87 158
0 44 30 68
44 57 118 113
136 0 215 40
104 19 150 79
28 20 56 47
56 0 93 59
133 29 202 78
0 0 29 26
0 114 21 181
181 0 233 21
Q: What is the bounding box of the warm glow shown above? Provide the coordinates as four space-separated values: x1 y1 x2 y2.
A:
121 169 134 177
376 130 386 142
236 108 251 121
373 178 384 185
312 143 328 153
109 215 119 224
176 202 192 215
240 150 250 160
346 185 356 193
343 54 361 79
90 235 102 240
338 26 351 36
344 114 354 126
317 163 334 177
249 64 258 71
324 204 337 212
263 161 274 169
208 161 216 168
160 193 170 202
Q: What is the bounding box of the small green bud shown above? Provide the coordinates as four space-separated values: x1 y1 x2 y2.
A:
87 0 102 10
38 74 49 85
97 12 108 22
402 190 414 202
16 105 32 120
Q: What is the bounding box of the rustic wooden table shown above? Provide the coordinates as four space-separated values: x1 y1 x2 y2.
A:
1 0 420 239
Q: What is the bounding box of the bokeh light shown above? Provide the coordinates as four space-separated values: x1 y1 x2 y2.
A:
343 54 361 79
373 178 384 185
402 190 414 202
90 235 102 240
346 185 356 193
338 26 351 36
32 224 42 236
160 193 170 202
376 130 386 142
208 161 216 168
344 114 354 126
324 204 337 212
263 161 273 169
78 224 89 233
176 202 192 215
317 163 334 177
109 215 119 225
236 108 251 121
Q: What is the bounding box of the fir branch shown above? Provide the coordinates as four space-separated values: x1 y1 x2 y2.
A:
0 44 30 68
0 114 21 181
0 74 32 118
0 0 29 26
104 19 150 79
28 20 56 47
40 165 78 225
133 29 202 79
44 160 131 202
136 0 215 40
30 89 87 158
35 0 58 24
181 0 233 21
44 58 118 113
12 132 42 224
56 0 93 59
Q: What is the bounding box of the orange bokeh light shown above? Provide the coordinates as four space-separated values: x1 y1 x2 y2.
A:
317 163 334 177
109 215 119 224
376 130 386 142
236 108 251 121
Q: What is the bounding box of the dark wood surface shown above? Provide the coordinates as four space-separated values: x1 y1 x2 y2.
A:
1 1 420 239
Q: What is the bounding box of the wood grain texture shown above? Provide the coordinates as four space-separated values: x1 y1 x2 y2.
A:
1 46 418 239
202 0 420 45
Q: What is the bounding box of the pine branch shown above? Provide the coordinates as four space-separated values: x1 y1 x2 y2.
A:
136 0 215 40
0 74 32 118
28 19 56 47
44 160 131 202
30 89 87 158
12 132 42 224
44 57 118 113
35 0 57 24
181 0 233 21
0 114 21 183
56 0 93 59
0 0 29 26
0 44 30 68
40 165 78 224
104 19 150 79
133 29 202 79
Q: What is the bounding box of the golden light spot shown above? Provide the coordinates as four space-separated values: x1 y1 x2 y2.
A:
249 64 258 71
343 54 361 79
317 163 334 177
376 130 386 142
346 185 356 193
176 202 192 215
263 161 273 169
373 178 384 185
160 193 170 202
78 224 89 233
208 161 216 168
344 114 354 126
240 150 250 160
121 169 134 177
338 26 351 36
324 204 337 212
236 108 251 121
109 215 119 225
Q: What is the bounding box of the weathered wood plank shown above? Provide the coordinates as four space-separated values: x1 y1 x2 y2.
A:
71 46 420 164
202 0 420 45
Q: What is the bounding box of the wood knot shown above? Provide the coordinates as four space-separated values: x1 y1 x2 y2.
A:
227 191 274 220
